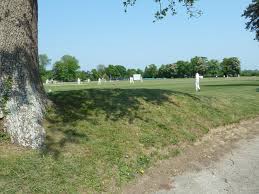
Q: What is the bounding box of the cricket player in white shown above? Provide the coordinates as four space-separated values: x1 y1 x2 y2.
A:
98 78 101 85
195 72 201 92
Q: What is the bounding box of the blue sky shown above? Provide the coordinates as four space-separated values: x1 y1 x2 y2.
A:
38 0 259 71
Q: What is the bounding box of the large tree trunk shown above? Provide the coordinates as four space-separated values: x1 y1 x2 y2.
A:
0 0 46 148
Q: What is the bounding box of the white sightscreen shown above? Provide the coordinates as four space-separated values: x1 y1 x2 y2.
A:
133 74 141 81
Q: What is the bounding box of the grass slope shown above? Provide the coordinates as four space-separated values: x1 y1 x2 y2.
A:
1 77 259 193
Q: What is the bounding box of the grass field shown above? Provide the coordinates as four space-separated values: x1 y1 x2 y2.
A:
1 77 259 193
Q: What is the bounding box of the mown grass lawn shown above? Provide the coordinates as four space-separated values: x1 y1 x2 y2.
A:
1 77 259 193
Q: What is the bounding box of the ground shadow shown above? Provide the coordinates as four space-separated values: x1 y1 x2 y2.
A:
42 88 201 158
47 88 200 123
41 128 89 159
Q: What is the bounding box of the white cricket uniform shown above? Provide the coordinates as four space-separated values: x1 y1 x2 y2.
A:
195 73 200 92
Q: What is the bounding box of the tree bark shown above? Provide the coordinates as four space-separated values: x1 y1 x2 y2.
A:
0 0 46 148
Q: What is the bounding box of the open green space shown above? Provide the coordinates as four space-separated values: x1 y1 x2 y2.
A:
1 77 259 193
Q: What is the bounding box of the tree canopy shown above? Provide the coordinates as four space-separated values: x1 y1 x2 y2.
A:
39 54 51 82
123 0 201 22
221 57 241 77
53 55 80 82
243 0 259 41
144 64 158 78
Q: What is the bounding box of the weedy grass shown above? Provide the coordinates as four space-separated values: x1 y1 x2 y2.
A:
0 77 259 193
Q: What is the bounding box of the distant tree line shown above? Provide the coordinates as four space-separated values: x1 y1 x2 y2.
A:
39 54 143 82
241 69 259 76
39 54 257 82
144 57 242 79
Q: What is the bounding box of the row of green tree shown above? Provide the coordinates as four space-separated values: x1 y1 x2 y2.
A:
39 54 143 82
241 69 259 76
39 54 247 82
144 57 241 79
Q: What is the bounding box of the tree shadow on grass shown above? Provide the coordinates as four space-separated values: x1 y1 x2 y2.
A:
42 88 201 158
47 88 200 123
41 128 89 159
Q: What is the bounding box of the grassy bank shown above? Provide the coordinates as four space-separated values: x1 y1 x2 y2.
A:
1 77 259 193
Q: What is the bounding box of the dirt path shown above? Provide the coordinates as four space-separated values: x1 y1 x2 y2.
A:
121 117 259 194
156 134 259 194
